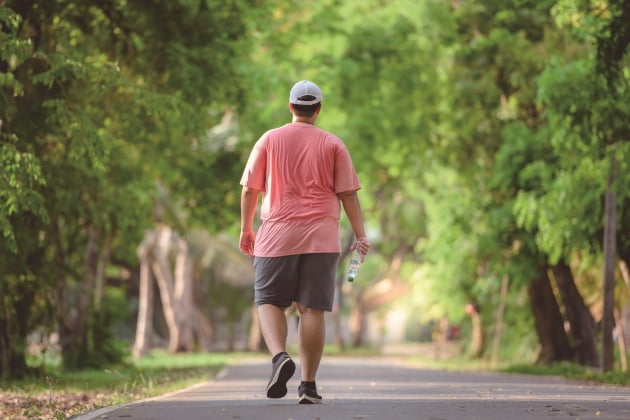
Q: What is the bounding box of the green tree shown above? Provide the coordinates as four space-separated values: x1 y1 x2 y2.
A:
528 0 630 371
412 0 600 364
0 0 266 378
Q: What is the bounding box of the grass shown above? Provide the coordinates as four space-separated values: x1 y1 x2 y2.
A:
402 349 630 387
502 361 630 386
306 343 384 357
403 352 497 372
0 350 256 420
9 350 234 394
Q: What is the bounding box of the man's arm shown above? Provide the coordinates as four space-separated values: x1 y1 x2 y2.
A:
240 186 260 256
338 190 370 257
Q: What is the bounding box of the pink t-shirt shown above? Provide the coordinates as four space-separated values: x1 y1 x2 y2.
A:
240 122 361 257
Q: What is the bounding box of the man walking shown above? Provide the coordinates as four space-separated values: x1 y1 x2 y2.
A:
239 80 370 404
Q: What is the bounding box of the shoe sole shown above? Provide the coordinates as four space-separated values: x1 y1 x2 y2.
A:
266 358 295 398
298 394 323 404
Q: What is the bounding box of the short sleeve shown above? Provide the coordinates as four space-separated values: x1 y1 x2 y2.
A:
240 135 267 191
334 143 361 193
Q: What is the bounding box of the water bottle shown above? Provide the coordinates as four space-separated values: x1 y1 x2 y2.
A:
347 247 362 282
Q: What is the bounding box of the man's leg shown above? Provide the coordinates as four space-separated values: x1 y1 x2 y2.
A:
296 303 325 381
257 303 288 355
293 253 336 403
258 303 295 399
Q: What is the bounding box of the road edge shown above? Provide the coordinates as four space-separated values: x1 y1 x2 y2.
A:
68 367 229 420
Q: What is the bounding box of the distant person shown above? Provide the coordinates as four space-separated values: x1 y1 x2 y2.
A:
239 80 370 404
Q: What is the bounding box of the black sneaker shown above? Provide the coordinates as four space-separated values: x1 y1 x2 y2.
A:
298 381 323 404
266 352 295 398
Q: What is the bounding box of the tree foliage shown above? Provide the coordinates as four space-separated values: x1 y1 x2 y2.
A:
0 0 268 377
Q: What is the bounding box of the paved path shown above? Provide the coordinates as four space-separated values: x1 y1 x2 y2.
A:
74 357 630 420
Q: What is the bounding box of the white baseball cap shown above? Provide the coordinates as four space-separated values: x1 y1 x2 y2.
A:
289 80 323 105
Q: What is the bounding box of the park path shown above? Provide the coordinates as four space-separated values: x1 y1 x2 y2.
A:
73 356 630 420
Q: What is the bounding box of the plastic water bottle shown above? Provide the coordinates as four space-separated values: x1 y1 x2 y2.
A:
347 248 362 282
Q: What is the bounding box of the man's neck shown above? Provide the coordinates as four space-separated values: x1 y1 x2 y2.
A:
292 116 317 125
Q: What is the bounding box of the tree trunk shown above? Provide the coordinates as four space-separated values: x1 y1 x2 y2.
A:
433 317 450 360
528 264 574 364
135 226 209 354
94 233 113 311
151 227 190 353
191 305 213 351
0 307 10 380
620 259 630 290
0 290 33 380
58 225 96 369
247 303 263 351
491 275 509 367
550 259 598 366
614 308 627 371
227 323 236 352
602 154 617 372
132 256 154 358
349 307 367 348
618 222 630 290
173 236 194 351
466 302 485 359
332 285 346 350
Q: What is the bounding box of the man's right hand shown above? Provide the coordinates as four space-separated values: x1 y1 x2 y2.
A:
239 230 256 257
352 236 370 261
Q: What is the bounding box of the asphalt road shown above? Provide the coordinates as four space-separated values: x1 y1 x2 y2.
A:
73 356 630 420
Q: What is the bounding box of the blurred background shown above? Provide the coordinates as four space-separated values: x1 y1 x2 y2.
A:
1 0 629 381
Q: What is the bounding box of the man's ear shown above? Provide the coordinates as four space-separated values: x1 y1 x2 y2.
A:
289 102 294 113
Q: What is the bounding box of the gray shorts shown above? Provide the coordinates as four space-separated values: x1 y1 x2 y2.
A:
253 253 340 311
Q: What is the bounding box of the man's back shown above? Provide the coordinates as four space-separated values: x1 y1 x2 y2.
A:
242 122 359 223
240 122 360 257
